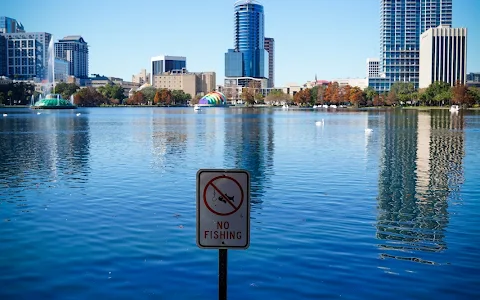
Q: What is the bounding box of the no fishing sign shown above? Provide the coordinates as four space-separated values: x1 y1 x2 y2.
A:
196 169 250 249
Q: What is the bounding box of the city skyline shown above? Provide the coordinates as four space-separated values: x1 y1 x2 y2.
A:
2 0 479 86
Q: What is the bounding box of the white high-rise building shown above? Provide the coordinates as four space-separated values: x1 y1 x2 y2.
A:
367 58 380 78
419 25 467 88
368 0 453 92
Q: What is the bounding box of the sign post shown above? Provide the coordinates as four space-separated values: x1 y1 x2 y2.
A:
197 169 250 300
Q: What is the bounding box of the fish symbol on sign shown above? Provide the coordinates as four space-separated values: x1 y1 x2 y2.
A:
218 194 234 204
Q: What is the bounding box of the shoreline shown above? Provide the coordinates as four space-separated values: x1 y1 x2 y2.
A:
2 104 480 110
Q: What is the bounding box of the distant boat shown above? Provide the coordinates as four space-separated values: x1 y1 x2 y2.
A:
330 104 337 109
322 104 329 108
282 104 289 109
365 128 373 134
450 105 460 113
194 104 201 111
2 113 7 117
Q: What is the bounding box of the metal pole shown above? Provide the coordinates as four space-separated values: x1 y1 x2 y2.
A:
219 249 227 300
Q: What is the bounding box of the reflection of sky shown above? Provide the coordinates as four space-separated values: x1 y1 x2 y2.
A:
376 110 465 265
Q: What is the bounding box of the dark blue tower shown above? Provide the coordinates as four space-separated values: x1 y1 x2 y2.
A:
225 0 268 79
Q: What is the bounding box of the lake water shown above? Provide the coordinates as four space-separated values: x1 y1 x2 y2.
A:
1 107 479 299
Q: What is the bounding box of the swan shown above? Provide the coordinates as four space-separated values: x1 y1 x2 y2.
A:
315 119 325 126
37 112 41 115
76 113 81 116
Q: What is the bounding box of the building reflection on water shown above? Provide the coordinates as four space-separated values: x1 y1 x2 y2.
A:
223 109 275 207
376 110 465 264
150 110 188 170
0 112 90 200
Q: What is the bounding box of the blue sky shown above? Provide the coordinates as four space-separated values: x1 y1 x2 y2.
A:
3 0 479 86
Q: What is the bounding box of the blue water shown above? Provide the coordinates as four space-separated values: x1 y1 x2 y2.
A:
1 107 479 299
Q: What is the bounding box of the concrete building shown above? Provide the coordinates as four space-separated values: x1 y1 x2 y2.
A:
152 70 216 97
264 37 275 88
54 36 89 78
369 0 453 92
54 58 69 82
132 68 150 85
0 16 24 34
2 32 52 80
151 55 186 82
333 78 368 90
367 58 379 78
419 25 467 88
225 0 268 88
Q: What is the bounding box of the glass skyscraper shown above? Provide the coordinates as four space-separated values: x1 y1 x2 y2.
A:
0 16 25 34
225 0 268 80
370 0 452 91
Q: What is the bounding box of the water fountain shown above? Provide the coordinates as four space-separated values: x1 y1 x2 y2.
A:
31 36 77 109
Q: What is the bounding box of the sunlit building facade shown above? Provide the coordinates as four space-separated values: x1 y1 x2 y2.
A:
54 36 89 78
419 25 467 88
225 0 269 88
369 0 453 92
3 32 52 80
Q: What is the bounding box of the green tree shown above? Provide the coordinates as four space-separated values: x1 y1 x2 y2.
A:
7 90 13 105
425 81 451 105
139 86 157 104
433 90 452 105
265 89 288 105
390 82 416 105
241 87 255 106
254 93 265 104
467 87 480 105
171 90 191 105
74 87 109 107
364 86 378 103
55 82 79 100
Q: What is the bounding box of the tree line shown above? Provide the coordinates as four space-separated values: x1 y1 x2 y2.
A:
290 81 480 108
125 87 191 106
0 82 193 107
0 82 36 105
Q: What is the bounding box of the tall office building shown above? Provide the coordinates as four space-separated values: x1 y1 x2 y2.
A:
0 16 25 33
367 58 380 78
0 35 6 76
419 25 467 88
264 37 275 88
225 0 268 87
54 36 89 78
151 55 186 79
3 32 52 80
369 0 453 92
